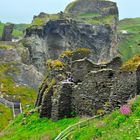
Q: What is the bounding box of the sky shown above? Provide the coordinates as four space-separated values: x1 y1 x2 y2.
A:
0 0 140 23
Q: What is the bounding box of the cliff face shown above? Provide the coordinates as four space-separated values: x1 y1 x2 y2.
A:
0 42 43 91
65 0 118 16
23 0 119 73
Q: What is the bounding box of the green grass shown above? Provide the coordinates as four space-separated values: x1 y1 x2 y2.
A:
118 17 140 33
81 15 116 25
1 113 80 140
30 14 59 28
1 97 140 140
0 104 13 131
118 17 140 62
0 61 37 111
79 12 100 18
69 97 140 140
0 42 37 131
0 44 13 49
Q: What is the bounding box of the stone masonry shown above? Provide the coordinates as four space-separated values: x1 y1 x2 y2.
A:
36 57 140 120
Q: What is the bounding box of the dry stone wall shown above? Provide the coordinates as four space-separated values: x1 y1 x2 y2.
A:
36 57 140 120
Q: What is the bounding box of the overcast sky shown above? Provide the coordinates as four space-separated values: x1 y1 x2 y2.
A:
0 0 139 23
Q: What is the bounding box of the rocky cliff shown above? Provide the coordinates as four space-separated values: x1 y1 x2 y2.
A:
22 0 119 74
0 42 43 90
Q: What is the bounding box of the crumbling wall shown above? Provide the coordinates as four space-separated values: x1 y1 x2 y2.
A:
37 57 140 120
72 69 115 116
110 71 137 107
51 82 73 120
2 24 14 41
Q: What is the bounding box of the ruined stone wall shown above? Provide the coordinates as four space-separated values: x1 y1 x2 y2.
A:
39 87 53 118
136 65 140 94
2 24 14 41
37 57 140 120
110 71 137 107
51 82 73 120
72 69 116 116
71 59 105 83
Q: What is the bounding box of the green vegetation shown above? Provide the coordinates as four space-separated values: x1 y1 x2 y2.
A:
0 61 36 111
47 59 65 70
30 14 59 27
118 17 140 33
121 55 140 72
0 22 28 38
79 12 100 18
81 15 116 25
118 17 140 62
1 96 140 140
64 1 77 13
1 113 80 140
0 45 13 49
0 42 37 130
68 96 140 140
0 104 12 131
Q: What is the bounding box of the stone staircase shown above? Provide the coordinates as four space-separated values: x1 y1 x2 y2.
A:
0 97 22 118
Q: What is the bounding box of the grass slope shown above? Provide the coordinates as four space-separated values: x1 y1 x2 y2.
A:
1 96 140 140
0 104 12 131
1 112 80 140
0 42 36 131
68 97 140 140
118 17 140 62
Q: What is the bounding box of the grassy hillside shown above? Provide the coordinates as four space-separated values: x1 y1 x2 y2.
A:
70 96 140 140
0 22 28 38
0 42 36 131
1 96 140 140
0 104 12 131
118 17 140 62
1 112 80 140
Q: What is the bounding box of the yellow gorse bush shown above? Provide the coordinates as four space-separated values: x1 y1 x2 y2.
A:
61 50 73 57
75 48 91 54
47 59 65 70
121 55 140 71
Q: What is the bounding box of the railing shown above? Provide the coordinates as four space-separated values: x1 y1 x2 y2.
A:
55 115 102 140
0 97 22 118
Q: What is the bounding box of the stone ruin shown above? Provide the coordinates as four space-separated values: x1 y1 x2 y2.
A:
35 56 140 120
1 24 14 41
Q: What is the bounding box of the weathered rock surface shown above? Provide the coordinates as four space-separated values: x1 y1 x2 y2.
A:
24 20 118 73
65 0 118 17
0 42 43 91
22 0 119 74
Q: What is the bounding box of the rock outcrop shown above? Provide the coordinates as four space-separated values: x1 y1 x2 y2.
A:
2 24 14 41
0 42 43 91
22 0 119 74
65 0 118 17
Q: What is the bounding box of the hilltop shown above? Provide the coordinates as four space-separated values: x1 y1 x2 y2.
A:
118 17 140 62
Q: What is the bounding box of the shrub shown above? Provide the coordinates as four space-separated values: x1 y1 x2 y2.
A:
61 50 73 57
121 55 140 71
75 48 91 55
47 59 65 70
